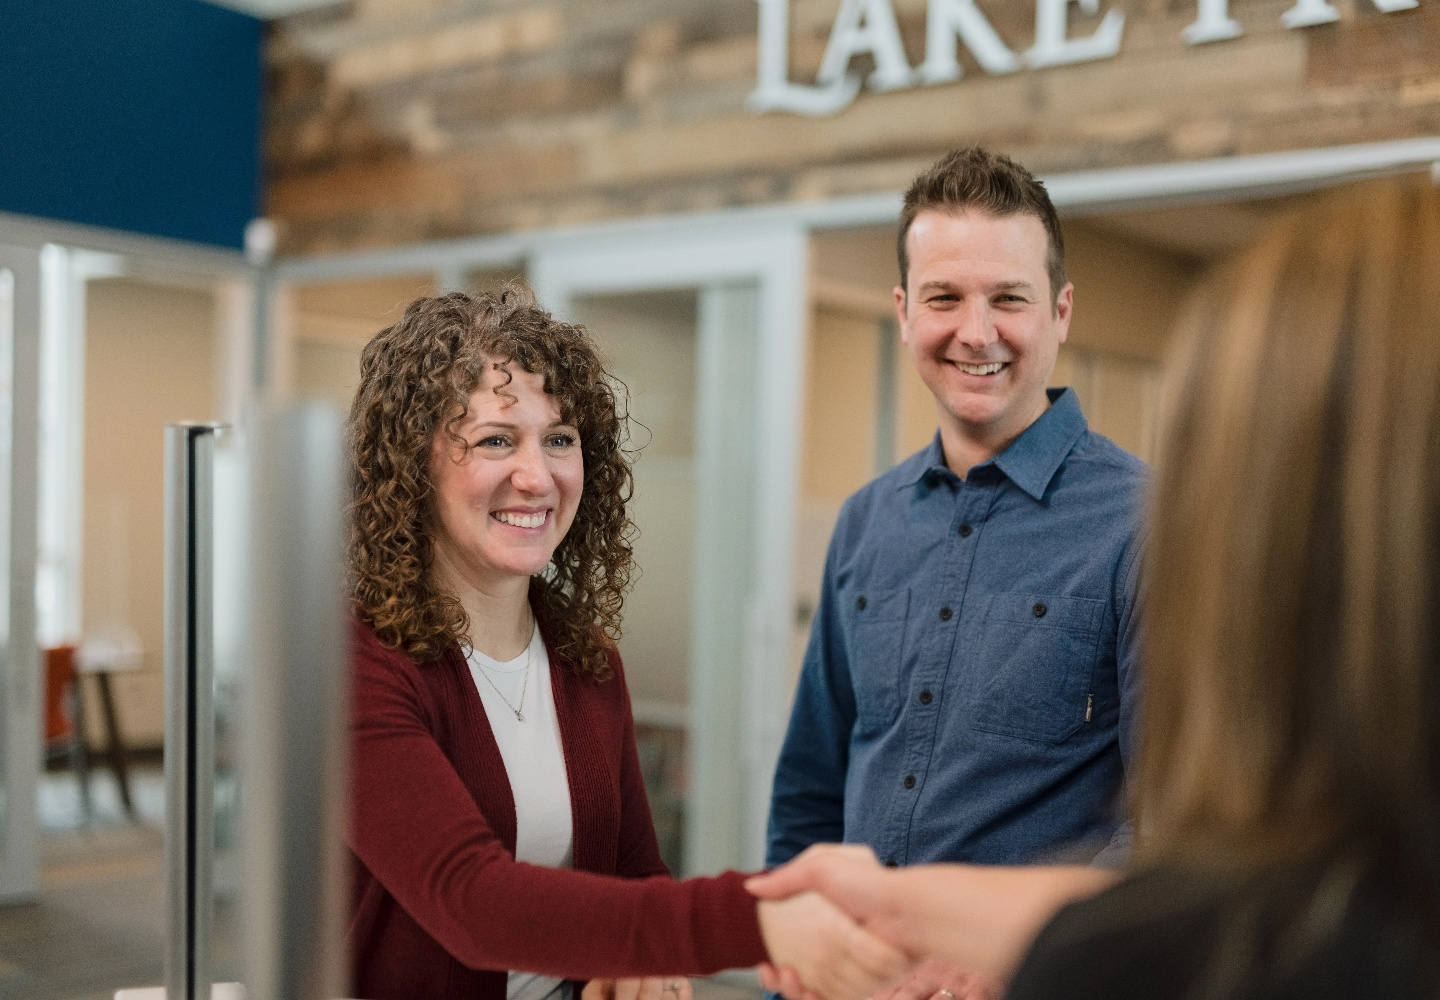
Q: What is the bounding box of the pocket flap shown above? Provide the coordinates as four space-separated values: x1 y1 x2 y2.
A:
847 587 910 732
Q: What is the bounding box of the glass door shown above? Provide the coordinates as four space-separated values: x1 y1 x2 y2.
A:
0 243 43 902
568 290 700 874
532 221 807 875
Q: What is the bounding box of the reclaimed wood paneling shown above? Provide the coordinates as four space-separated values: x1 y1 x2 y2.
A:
266 0 1440 254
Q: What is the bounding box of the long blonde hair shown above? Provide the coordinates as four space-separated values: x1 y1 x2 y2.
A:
1138 179 1440 908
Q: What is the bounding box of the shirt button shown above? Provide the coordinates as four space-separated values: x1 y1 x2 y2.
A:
903 775 916 789
958 523 972 537
939 606 953 621
919 690 933 705
1032 602 1048 618
856 596 867 610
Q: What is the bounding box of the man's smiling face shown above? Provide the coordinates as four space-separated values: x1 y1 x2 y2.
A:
895 208 1073 460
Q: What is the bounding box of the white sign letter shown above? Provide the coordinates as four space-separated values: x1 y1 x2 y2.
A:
1282 0 1414 26
817 0 916 92
748 0 862 115
1026 0 1125 69
1182 0 1242 43
920 0 1021 82
1279 0 1339 26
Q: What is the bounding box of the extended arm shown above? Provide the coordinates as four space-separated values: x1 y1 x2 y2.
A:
351 641 907 999
349 645 764 978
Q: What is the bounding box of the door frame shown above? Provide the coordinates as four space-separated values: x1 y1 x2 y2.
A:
531 220 809 874
0 242 43 902
0 215 249 900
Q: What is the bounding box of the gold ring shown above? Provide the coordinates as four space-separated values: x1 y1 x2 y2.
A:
935 990 958 1000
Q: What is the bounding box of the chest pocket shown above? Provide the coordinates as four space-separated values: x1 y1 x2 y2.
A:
847 587 910 734
970 593 1105 744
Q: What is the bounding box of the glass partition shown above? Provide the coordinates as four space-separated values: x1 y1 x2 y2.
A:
211 432 248 985
286 274 435 410
0 267 12 847
0 243 41 904
570 290 699 874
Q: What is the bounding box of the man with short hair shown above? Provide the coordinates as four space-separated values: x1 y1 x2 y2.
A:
766 148 1143 997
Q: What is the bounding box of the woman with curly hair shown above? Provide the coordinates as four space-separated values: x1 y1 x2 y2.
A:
344 286 904 1000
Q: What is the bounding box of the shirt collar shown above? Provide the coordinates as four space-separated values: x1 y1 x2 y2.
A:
896 388 1088 501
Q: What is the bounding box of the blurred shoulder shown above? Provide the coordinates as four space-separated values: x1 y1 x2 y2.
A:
1007 868 1225 1000
1009 865 1440 1000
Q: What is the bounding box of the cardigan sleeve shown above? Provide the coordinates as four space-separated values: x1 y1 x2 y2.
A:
610 648 672 881
349 632 769 979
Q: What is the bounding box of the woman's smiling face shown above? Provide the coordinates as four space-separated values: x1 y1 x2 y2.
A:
428 362 584 589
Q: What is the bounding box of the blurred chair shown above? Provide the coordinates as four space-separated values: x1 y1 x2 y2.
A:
44 637 138 822
44 644 91 818
78 628 141 820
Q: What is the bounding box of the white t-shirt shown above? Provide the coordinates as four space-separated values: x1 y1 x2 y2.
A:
465 624 574 1000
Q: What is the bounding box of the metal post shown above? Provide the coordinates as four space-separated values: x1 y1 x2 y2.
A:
164 422 224 1000
0 245 44 903
241 402 348 1000
687 283 760 876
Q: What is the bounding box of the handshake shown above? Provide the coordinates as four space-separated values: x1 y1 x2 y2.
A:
746 844 1113 1000
749 844 992 1000
581 845 1113 1000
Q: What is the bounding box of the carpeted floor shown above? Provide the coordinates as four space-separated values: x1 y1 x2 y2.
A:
0 774 166 1000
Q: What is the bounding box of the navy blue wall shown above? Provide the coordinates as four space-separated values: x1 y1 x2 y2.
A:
0 0 261 250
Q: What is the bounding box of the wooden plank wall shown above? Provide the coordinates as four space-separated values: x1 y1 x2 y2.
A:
267 0 1440 254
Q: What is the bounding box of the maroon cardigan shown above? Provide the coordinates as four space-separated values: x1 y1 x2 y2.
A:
347 615 769 1000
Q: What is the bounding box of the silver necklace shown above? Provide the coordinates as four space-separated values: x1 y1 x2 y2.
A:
474 610 532 722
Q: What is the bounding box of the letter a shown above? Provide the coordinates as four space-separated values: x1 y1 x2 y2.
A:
921 0 1020 82
817 0 916 92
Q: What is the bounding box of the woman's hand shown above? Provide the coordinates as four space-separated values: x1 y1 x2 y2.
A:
755 890 911 1000
582 978 692 1000
748 843 904 944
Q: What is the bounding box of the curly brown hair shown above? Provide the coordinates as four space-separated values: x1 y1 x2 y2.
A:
347 285 634 680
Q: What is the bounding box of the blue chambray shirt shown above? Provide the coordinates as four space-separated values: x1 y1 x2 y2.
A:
766 388 1146 869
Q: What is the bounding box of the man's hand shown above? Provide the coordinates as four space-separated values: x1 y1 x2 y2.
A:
871 959 999 1000
755 891 911 1000
582 978 692 1000
747 844 904 944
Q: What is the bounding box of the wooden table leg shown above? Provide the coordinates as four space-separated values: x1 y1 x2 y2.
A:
94 671 135 819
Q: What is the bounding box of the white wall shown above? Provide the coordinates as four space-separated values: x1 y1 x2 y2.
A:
571 290 698 716
83 277 217 746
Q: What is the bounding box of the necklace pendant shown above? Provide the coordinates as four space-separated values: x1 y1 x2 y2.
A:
514 710 525 722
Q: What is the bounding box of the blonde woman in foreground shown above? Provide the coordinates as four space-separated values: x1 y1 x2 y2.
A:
753 178 1440 999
